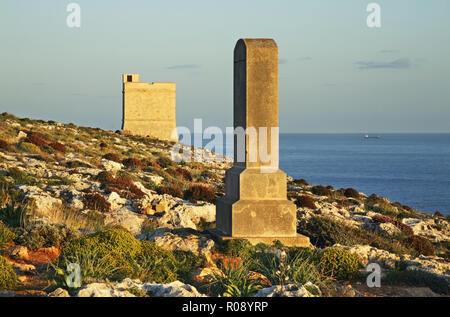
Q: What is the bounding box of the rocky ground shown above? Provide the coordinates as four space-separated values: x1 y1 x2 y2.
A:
0 112 448 297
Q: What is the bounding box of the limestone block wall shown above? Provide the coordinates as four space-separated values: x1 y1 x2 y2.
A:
122 74 177 142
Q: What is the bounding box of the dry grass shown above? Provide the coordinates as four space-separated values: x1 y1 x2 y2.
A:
27 205 104 232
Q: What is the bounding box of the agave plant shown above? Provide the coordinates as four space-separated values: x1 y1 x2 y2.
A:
210 259 263 297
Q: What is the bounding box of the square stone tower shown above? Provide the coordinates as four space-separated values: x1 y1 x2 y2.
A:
214 39 310 247
122 74 178 142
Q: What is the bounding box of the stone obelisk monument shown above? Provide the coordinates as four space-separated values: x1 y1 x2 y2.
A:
214 39 310 247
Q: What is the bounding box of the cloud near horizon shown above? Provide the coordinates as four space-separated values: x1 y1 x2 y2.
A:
355 58 411 70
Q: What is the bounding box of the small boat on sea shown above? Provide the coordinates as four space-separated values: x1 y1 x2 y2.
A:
364 134 381 139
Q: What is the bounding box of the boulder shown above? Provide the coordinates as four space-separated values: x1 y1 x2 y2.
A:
254 282 321 297
137 228 216 262
76 278 205 297
16 185 62 215
363 222 401 236
336 244 450 279
104 205 147 235
144 280 205 297
76 283 135 297
157 203 215 230
8 245 29 261
106 191 127 210
101 159 123 172
402 218 450 242
48 288 70 297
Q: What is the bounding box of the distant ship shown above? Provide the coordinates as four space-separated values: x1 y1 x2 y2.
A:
364 134 381 139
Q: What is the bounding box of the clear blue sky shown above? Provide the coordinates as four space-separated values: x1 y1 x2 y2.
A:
0 0 449 133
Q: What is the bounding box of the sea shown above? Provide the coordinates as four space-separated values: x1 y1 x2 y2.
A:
279 134 450 215
188 133 450 215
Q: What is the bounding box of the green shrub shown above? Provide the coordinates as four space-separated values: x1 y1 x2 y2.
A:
435 241 450 259
54 228 180 287
47 176 76 187
318 248 360 280
155 153 174 168
365 194 399 217
8 167 38 186
0 256 17 290
15 223 80 250
173 250 206 282
0 204 29 228
18 141 41 153
56 228 142 284
384 270 449 295
134 241 179 283
394 260 409 272
220 239 253 259
0 222 15 248
298 216 414 255
373 203 399 218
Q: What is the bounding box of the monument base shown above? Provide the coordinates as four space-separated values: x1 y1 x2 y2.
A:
207 228 311 248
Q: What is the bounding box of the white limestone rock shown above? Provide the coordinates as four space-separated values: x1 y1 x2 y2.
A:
101 158 123 172
104 205 147 235
76 278 205 297
106 191 127 210
402 218 450 242
16 185 63 214
157 202 215 230
254 282 321 297
48 288 71 297
137 228 216 261
335 244 450 279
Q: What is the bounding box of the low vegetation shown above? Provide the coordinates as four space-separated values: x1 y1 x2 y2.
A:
384 264 449 295
52 227 203 288
295 195 317 209
0 256 17 290
0 222 15 248
15 222 80 250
